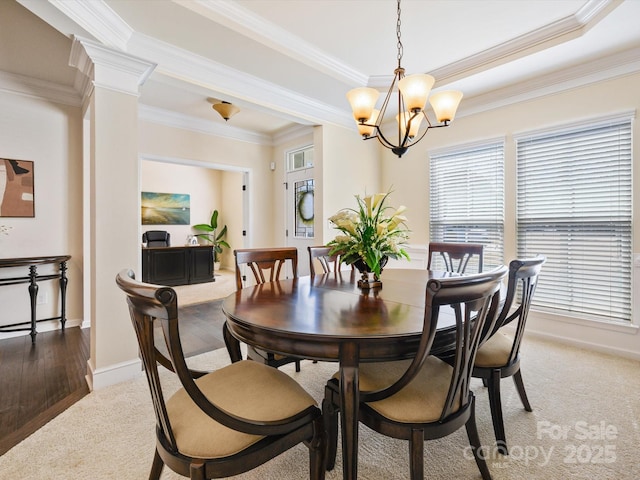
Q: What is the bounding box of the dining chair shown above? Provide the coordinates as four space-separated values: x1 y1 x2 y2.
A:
229 247 303 371
472 255 546 455
427 241 484 273
115 269 326 480
322 266 507 480
307 245 352 277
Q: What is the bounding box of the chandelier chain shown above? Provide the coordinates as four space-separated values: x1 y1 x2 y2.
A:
346 0 462 157
396 0 403 67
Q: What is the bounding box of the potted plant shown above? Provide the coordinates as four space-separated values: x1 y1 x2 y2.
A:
327 191 410 288
192 209 230 265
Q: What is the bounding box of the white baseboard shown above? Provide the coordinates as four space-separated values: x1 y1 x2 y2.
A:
86 357 143 391
524 328 640 361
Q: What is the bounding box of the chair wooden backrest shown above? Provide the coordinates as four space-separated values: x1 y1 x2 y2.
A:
232 247 302 370
427 242 484 273
361 266 507 420
234 247 298 289
308 246 350 277
115 269 325 479
480 255 546 363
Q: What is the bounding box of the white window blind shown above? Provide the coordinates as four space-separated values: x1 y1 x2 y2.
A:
430 142 505 271
516 116 632 321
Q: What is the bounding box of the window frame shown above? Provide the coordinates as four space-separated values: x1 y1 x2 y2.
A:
429 139 506 272
514 112 633 323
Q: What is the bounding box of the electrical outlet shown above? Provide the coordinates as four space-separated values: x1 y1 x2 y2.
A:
36 291 48 305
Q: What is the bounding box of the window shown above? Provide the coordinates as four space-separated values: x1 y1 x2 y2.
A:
515 114 632 322
429 141 505 270
287 146 314 172
294 179 314 238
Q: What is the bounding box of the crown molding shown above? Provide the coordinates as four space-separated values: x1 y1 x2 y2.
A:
456 46 640 119
432 0 621 85
129 32 351 129
138 104 272 146
69 36 156 97
50 0 133 51
369 0 622 88
272 124 315 145
174 0 367 86
0 70 81 107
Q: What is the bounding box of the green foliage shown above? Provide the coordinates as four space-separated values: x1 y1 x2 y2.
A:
327 191 410 277
192 209 230 259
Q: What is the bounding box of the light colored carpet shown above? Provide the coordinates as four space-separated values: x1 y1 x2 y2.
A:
1 337 638 479
173 268 237 305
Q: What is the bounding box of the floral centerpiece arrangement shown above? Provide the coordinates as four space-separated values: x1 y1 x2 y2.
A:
328 191 410 285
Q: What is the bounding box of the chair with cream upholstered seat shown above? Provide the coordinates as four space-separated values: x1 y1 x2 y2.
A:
322 266 507 480
472 255 546 455
116 269 326 480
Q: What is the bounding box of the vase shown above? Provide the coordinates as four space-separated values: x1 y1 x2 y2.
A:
353 256 387 289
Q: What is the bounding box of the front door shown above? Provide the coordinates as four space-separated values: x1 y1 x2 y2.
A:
285 147 315 276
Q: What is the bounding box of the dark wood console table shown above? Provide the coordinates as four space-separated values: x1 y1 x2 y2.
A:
142 245 214 286
0 255 71 343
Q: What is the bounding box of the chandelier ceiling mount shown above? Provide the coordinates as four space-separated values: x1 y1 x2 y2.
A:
347 0 463 158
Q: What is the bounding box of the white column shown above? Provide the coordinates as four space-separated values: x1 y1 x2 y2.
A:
70 37 156 389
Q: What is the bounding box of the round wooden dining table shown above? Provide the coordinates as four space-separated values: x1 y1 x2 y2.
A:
222 268 458 480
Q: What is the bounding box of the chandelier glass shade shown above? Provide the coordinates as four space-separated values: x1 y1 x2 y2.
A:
347 0 463 158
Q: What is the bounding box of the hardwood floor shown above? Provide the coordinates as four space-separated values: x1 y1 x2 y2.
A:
0 298 227 455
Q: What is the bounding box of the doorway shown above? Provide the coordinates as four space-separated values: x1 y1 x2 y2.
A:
139 156 248 273
285 146 315 276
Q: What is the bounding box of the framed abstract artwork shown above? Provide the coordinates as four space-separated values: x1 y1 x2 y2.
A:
141 191 190 225
0 158 35 217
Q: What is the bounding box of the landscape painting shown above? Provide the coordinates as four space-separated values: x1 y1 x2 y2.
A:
141 192 190 225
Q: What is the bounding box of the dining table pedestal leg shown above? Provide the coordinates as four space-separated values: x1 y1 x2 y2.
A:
339 342 360 480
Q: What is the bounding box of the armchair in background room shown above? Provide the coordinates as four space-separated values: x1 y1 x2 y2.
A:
142 230 171 247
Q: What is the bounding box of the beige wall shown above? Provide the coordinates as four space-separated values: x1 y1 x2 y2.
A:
0 90 83 333
88 86 142 383
141 160 222 246
271 131 314 247
1 64 639 370
381 72 640 358
220 170 244 270
139 121 275 250
319 123 381 244
382 73 640 257
141 160 244 270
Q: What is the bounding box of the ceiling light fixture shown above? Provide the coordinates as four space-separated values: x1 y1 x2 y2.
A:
347 0 463 158
211 100 240 121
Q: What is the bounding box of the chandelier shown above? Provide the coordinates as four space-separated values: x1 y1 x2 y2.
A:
346 0 463 158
